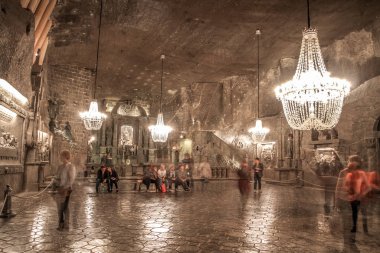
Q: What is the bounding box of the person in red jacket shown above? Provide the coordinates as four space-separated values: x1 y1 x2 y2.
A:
344 161 371 233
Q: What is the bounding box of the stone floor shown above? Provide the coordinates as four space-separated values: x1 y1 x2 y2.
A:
0 181 379 253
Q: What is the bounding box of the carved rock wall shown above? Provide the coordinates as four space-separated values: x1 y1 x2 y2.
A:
46 64 94 173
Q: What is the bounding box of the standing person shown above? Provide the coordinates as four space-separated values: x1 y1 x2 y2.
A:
238 158 251 195
108 167 119 193
96 166 109 193
54 150 76 231
252 157 264 193
334 155 361 245
344 161 371 233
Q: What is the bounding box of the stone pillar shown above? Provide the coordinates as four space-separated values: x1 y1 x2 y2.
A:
365 138 377 171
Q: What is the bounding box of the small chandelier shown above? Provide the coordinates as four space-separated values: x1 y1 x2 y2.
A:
275 0 350 130
79 101 106 130
148 55 172 142
248 29 269 143
80 0 106 130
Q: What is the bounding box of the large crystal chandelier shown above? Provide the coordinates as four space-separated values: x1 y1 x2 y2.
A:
148 55 172 142
248 29 270 143
275 0 350 130
80 0 106 130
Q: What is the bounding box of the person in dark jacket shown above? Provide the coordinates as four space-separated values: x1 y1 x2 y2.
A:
252 157 264 192
96 166 109 193
107 167 119 193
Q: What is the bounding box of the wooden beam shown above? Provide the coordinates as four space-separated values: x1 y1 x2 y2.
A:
35 0 56 30
27 0 41 13
39 37 48 65
35 19 52 49
20 0 31 8
35 0 49 24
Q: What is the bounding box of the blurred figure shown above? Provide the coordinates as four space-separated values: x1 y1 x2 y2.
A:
197 162 212 183
175 164 190 191
167 164 176 190
344 159 371 233
238 157 251 195
107 167 119 193
54 150 76 231
252 157 264 193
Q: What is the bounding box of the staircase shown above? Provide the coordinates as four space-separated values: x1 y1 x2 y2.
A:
192 131 246 178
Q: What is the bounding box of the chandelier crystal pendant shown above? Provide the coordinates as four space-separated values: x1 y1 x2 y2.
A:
148 55 173 142
248 29 270 143
274 0 350 130
80 0 106 130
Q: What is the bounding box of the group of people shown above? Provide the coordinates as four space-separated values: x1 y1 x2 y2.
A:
238 157 264 195
95 166 120 193
335 155 379 238
141 163 193 192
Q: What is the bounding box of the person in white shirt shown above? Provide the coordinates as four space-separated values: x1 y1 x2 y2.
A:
54 150 76 231
157 164 167 192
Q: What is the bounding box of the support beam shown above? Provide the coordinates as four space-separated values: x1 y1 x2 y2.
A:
27 0 41 13
38 37 48 65
35 0 56 30
20 0 31 8
35 0 49 25
35 19 52 49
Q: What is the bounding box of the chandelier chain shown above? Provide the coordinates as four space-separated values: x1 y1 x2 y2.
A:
257 29 260 119
93 0 103 99
307 0 311 29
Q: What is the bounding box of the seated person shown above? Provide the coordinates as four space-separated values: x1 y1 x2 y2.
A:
142 166 158 191
166 164 176 189
96 166 109 193
175 164 190 191
157 164 167 192
107 167 119 193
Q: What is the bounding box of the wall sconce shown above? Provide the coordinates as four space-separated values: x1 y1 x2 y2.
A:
0 105 17 123
0 79 28 105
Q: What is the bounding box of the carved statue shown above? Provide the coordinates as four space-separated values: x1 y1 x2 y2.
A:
331 128 338 139
286 133 293 158
105 126 113 146
311 128 319 141
48 96 65 134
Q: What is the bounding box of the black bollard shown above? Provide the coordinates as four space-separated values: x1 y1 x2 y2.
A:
0 185 16 218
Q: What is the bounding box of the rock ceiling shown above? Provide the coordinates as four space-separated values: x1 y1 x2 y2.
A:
48 0 380 100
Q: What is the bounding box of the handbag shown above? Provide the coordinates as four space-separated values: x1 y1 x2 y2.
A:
161 183 167 193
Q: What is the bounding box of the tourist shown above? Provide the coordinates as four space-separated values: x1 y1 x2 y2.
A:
157 164 167 192
175 164 190 191
252 157 264 192
142 166 158 191
96 165 109 193
54 150 76 231
238 157 251 195
167 164 176 190
344 159 371 233
182 153 194 187
107 167 119 193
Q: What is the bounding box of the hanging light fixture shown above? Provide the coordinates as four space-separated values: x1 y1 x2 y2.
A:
275 0 350 130
248 29 270 143
148 55 172 143
79 0 106 130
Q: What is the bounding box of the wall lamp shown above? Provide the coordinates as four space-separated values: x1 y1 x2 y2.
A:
0 79 28 105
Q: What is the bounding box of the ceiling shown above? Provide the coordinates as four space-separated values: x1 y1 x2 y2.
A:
48 0 380 100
